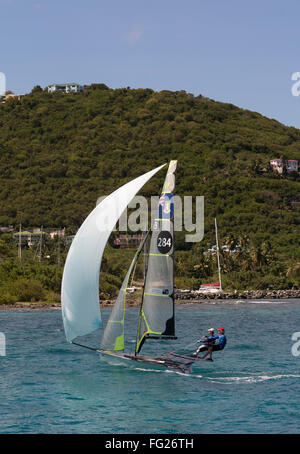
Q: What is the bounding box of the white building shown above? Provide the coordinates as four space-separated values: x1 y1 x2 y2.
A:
270 159 298 174
286 160 298 172
1 93 23 104
48 229 65 239
195 282 222 295
32 227 65 239
47 83 83 93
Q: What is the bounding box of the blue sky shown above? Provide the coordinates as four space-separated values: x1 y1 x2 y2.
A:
1 0 300 127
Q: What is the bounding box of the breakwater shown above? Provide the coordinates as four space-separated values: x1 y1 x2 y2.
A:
175 289 300 300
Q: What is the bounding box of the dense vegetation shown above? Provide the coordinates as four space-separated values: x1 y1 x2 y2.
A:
0 83 299 302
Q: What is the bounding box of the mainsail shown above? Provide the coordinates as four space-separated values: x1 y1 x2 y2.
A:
136 160 177 354
61 164 165 342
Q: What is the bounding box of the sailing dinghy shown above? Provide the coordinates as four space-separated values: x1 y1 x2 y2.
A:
61 161 201 374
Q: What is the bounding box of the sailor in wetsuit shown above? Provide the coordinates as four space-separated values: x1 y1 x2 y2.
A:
197 327 227 361
192 328 216 357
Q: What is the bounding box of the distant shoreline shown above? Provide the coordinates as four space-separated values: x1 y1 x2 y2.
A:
0 290 299 311
174 288 300 301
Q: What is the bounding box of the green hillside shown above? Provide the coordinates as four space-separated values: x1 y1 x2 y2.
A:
0 84 299 299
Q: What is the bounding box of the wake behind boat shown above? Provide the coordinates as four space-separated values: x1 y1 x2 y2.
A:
61 161 206 374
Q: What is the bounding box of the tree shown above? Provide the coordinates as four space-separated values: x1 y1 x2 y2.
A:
31 85 43 94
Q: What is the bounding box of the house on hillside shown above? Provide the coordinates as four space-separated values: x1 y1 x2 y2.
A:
32 227 65 239
0 226 14 234
1 93 24 104
13 230 47 246
113 234 144 249
65 235 75 245
13 228 65 246
48 228 65 239
47 83 83 93
270 159 298 174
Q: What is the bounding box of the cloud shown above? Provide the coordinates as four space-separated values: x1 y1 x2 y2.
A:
126 26 143 44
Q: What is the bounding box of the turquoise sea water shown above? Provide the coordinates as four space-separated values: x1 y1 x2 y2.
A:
0 300 300 434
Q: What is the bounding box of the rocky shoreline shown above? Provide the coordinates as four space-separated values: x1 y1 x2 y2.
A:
174 289 300 300
0 289 299 310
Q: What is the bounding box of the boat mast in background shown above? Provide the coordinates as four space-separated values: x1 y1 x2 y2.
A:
39 225 43 263
57 239 61 267
215 217 222 292
18 223 22 262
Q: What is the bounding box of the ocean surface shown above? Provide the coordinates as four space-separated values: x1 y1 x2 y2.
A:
0 299 300 434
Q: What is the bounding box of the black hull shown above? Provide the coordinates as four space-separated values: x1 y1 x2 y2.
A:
99 350 204 374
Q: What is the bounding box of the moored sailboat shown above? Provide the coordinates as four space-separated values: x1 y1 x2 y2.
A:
196 218 223 295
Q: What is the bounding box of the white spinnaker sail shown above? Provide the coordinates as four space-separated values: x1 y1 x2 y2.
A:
61 164 165 342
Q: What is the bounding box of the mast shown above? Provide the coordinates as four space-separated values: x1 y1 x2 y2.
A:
135 232 150 355
39 226 43 263
215 218 222 292
135 160 177 355
57 239 61 266
130 231 145 288
143 236 147 282
18 223 22 262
